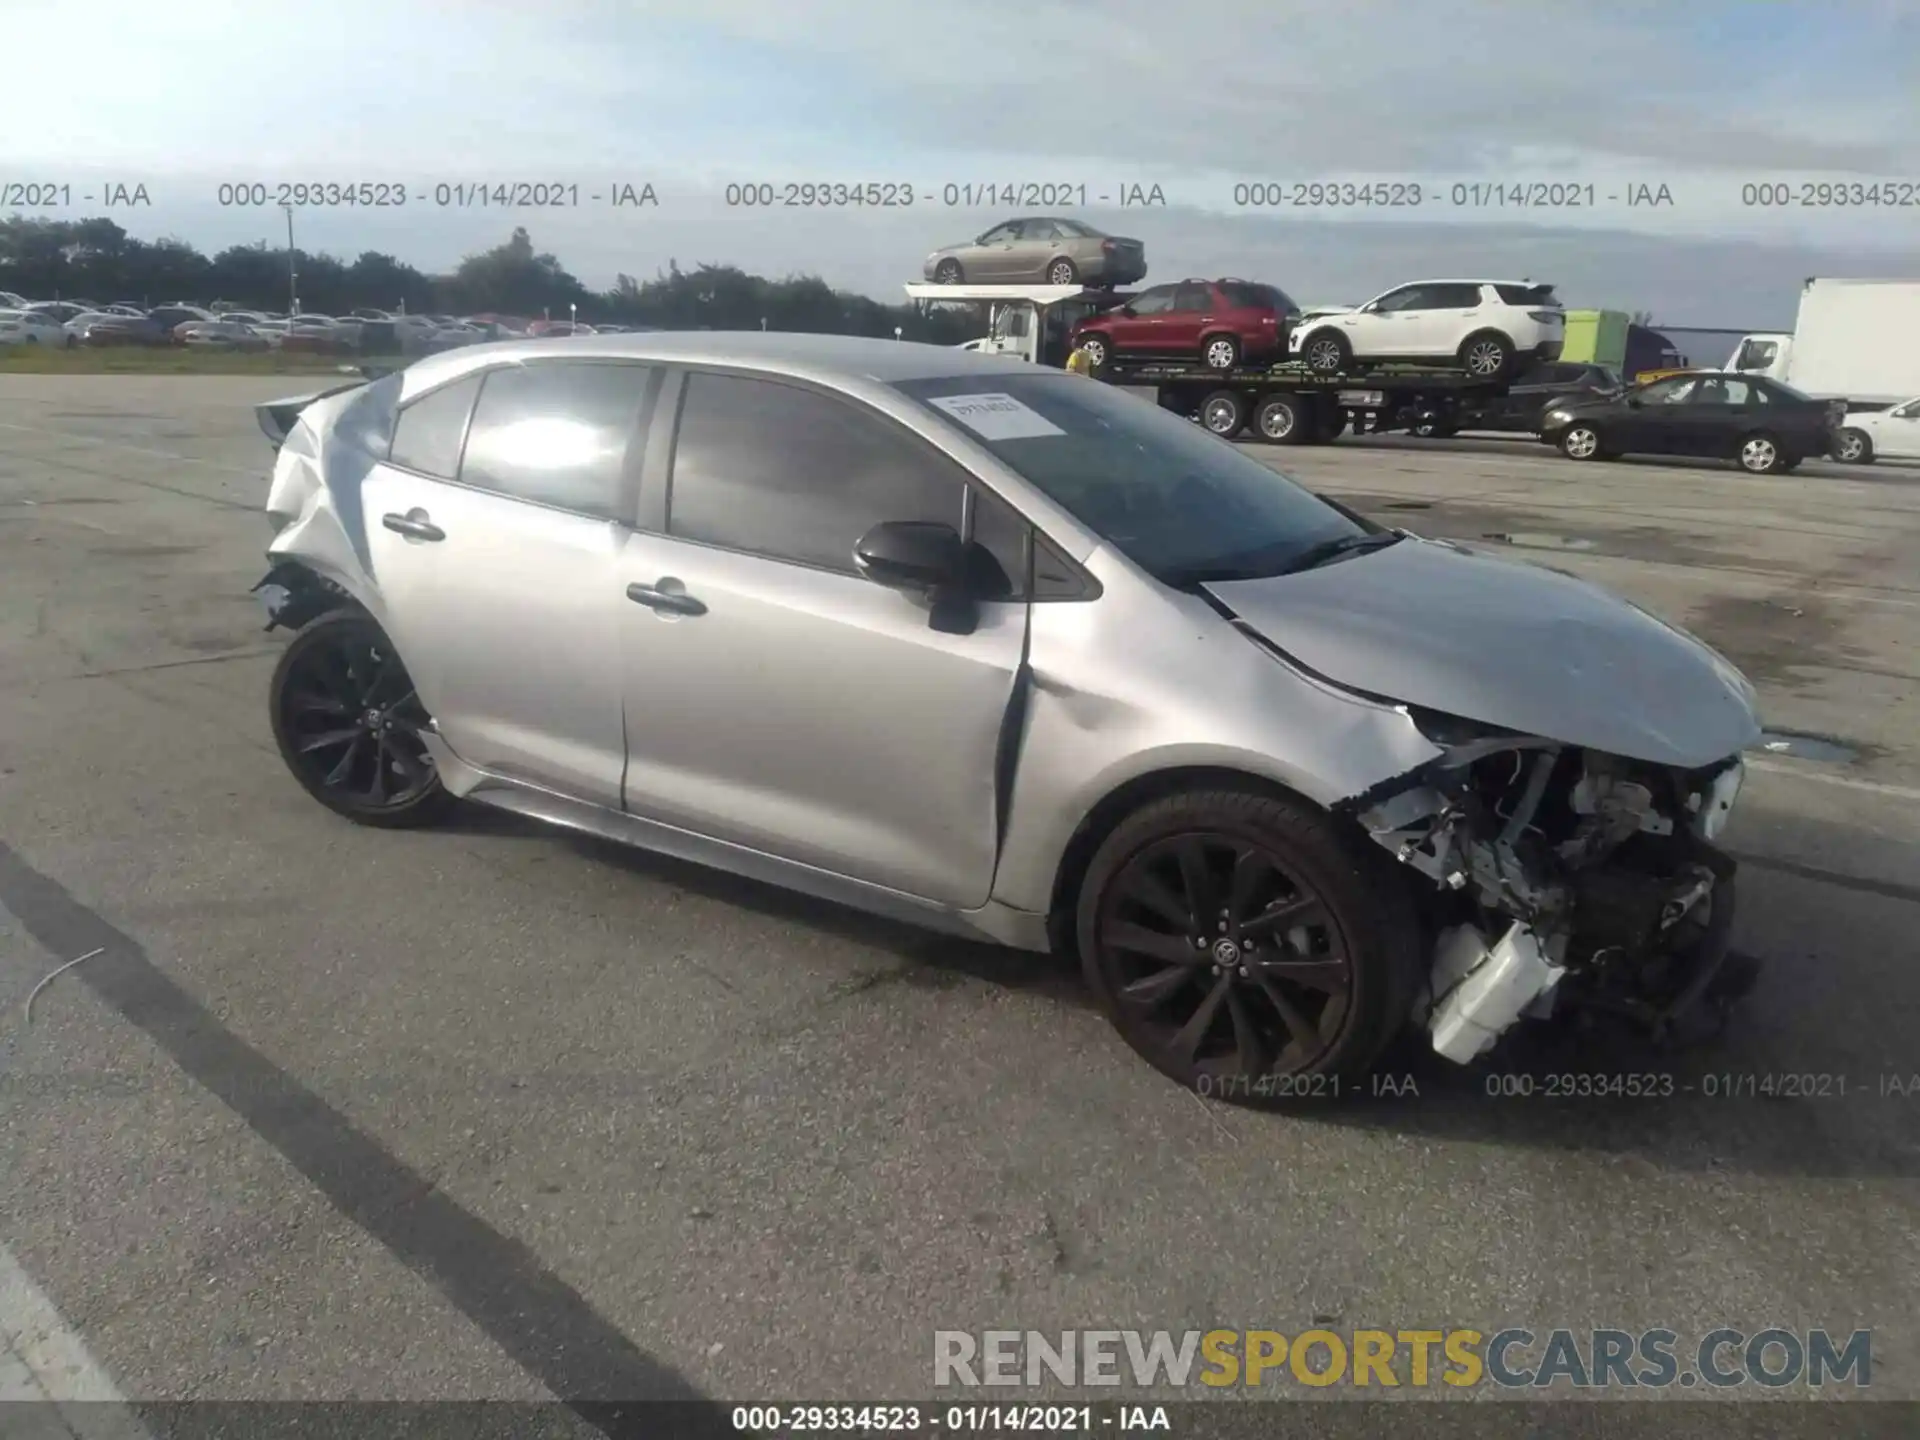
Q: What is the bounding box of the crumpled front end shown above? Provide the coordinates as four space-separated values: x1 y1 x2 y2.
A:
1345 710 1752 1063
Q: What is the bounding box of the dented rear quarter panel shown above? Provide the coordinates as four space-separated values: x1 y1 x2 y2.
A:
264 375 403 623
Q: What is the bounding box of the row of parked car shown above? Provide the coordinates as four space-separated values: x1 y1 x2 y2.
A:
0 293 644 355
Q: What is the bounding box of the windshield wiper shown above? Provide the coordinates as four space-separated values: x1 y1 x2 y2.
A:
1275 530 1403 575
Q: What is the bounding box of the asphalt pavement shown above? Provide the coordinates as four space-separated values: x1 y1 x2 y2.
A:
0 377 1916 1423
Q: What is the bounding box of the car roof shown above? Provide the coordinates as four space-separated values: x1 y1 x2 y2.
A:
398 331 1041 398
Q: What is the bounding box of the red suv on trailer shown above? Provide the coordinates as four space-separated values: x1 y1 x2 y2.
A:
1069 278 1298 372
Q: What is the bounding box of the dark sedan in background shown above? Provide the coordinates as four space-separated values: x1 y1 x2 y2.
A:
923 216 1146 287
1460 361 1622 433
1541 371 1842 474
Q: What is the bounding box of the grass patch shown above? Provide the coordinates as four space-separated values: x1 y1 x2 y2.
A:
0 346 408 376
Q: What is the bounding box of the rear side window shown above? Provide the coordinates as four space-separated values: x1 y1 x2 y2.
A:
387 374 481 479
459 361 650 519
666 372 965 572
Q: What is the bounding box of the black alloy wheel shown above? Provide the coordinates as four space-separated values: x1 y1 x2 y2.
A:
268 610 452 827
1078 790 1419 1098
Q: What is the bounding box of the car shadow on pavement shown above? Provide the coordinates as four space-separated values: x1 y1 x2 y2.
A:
450 802 1918 1184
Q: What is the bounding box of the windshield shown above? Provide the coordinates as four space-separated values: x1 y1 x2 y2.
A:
893 372 1369 582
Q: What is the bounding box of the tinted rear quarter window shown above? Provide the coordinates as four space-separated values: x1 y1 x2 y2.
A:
1494 283 1557 305
459 361 650 519
667 372 965 573
387 374 481 478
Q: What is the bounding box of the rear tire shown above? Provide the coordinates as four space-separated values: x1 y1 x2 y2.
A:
1737 431 1786 474
1077 332 1110 374
1199 389 1247 437
1254 393 1310 444
1076 788 1423 1101
1834 427 1874 464
1201 333 1241 370
1458 331 1514 379
269 610 454 829
1300 330 1349 375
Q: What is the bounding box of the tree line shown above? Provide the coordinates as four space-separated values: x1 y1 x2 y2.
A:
0 217 976 342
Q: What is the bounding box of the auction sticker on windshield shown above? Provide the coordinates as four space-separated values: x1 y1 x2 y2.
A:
926 392 1065 441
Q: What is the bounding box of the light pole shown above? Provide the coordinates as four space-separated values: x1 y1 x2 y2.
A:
282 203 298 314
569 302 577 330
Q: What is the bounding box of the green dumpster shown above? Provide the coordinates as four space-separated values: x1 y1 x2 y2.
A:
1559 310 1628 369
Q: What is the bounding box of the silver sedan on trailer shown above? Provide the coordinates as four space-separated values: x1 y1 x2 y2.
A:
252 334 1762 1098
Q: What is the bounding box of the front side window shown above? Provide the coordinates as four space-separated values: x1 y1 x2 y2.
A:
893 372 1367 584
1370 286 1427 312
459 362 650 518
1636 375 1698 405
666 372 966 573
387 373 482 478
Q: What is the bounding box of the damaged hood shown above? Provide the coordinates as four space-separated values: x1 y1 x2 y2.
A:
1204 536 1761 769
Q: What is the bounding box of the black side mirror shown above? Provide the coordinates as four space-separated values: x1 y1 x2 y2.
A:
855 520 981 634
854 520 965 593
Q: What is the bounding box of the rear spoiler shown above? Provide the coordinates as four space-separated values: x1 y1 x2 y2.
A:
254 365 392 451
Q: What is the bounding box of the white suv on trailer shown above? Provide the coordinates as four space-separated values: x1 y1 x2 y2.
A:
1289 279 1563 378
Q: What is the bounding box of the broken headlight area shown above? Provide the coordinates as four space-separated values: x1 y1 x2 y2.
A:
1349 709 1752 1063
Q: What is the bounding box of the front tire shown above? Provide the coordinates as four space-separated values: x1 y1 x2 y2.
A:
1077 333 1110 373
269 610 453 829
933 258 963 284
1559 423 1603 460
1834 427 1874 463
1077 788 1422 1100
1046 257 1078 285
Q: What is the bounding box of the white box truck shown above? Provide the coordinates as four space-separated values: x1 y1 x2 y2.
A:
1724 277 1920 411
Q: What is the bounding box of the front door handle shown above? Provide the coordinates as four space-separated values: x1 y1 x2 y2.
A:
381 510 444 541
626 582 706 616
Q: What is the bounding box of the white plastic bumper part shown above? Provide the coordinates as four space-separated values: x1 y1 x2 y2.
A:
1428 923 1561 1064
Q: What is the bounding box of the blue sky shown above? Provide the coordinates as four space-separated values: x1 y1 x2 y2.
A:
3 0 1916 322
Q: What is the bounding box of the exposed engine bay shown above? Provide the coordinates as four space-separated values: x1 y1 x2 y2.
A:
1345 709 1754 1063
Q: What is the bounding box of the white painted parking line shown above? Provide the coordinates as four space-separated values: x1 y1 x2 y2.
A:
0 1243 149 1438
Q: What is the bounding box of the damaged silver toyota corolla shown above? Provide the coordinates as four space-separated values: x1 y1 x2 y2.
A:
252 334 1762 1101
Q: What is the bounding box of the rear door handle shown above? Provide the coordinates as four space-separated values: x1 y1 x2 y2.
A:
626 582 706 616
381 511 444 541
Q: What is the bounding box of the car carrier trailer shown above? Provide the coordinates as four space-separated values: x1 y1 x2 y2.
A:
903 280 1516 444
1093 357 1516 444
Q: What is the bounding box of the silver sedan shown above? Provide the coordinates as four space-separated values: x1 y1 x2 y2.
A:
251 334 1761 1096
